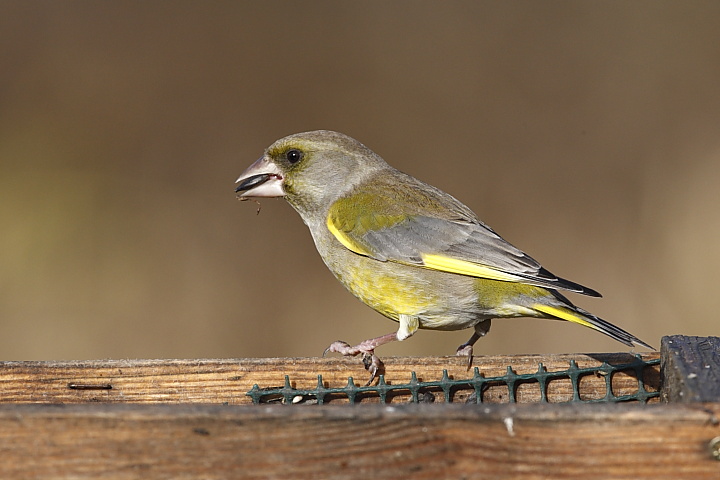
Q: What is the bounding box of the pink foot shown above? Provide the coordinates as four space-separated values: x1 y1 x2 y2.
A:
456 343 474 369
324 338 391 385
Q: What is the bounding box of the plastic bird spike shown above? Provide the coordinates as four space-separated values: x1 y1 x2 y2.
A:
246 355 660 405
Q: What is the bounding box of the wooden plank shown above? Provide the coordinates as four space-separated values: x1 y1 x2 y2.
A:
0 353 659 404
662 335 720 402
0 402 717 479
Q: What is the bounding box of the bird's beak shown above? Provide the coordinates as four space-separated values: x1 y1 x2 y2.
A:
235 156 285 198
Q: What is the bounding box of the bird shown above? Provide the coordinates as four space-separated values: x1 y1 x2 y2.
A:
235 130 652 383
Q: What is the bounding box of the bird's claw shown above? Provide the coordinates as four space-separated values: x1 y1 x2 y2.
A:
361 352 383 386
323 340 384 385
456 344 474 370
323 340 352 357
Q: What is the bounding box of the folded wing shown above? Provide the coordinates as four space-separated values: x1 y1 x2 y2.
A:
326 184 600 297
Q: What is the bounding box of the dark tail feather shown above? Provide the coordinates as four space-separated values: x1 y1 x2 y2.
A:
519 267 602 297
538 291 654 349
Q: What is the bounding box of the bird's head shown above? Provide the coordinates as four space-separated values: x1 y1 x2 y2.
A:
235 130 387 217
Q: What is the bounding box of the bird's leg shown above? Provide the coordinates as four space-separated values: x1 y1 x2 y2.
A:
455 333 480 359
324 315 420 385
456 319 492 369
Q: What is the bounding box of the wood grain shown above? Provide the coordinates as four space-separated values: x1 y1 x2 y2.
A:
0 353 659 405
0 402 717 479
662 335 720 402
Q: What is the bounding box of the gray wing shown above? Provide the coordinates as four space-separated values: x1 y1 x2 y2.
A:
352 215 599 296
327 170 600 296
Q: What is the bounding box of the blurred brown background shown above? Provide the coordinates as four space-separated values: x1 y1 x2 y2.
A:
1 2 718 361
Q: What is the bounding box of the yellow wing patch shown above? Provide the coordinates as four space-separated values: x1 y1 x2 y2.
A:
533 304 598 331
326 194 407 257
421 254 525 282
326 217 370 256
327 216 534 285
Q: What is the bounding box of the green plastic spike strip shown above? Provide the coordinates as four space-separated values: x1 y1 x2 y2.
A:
246 355 660 405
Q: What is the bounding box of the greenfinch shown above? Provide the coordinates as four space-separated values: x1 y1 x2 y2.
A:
235 130 651 382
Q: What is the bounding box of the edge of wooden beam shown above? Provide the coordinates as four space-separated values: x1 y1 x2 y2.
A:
661 335 720 402
0 352 659 404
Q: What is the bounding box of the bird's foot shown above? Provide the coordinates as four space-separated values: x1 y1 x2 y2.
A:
324 340 385 385
323 340 360 357
361 352 383 385
455 343 474 370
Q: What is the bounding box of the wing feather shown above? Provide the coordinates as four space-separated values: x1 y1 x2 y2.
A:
326 172 600 296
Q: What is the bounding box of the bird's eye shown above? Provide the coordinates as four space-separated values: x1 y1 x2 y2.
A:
286 149 303 164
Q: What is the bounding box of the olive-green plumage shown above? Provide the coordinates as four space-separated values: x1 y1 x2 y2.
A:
235 130 651 380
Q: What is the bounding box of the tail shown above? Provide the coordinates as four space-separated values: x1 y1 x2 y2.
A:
534 291 654 350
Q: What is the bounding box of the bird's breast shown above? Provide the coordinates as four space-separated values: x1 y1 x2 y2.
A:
316 237 485 331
